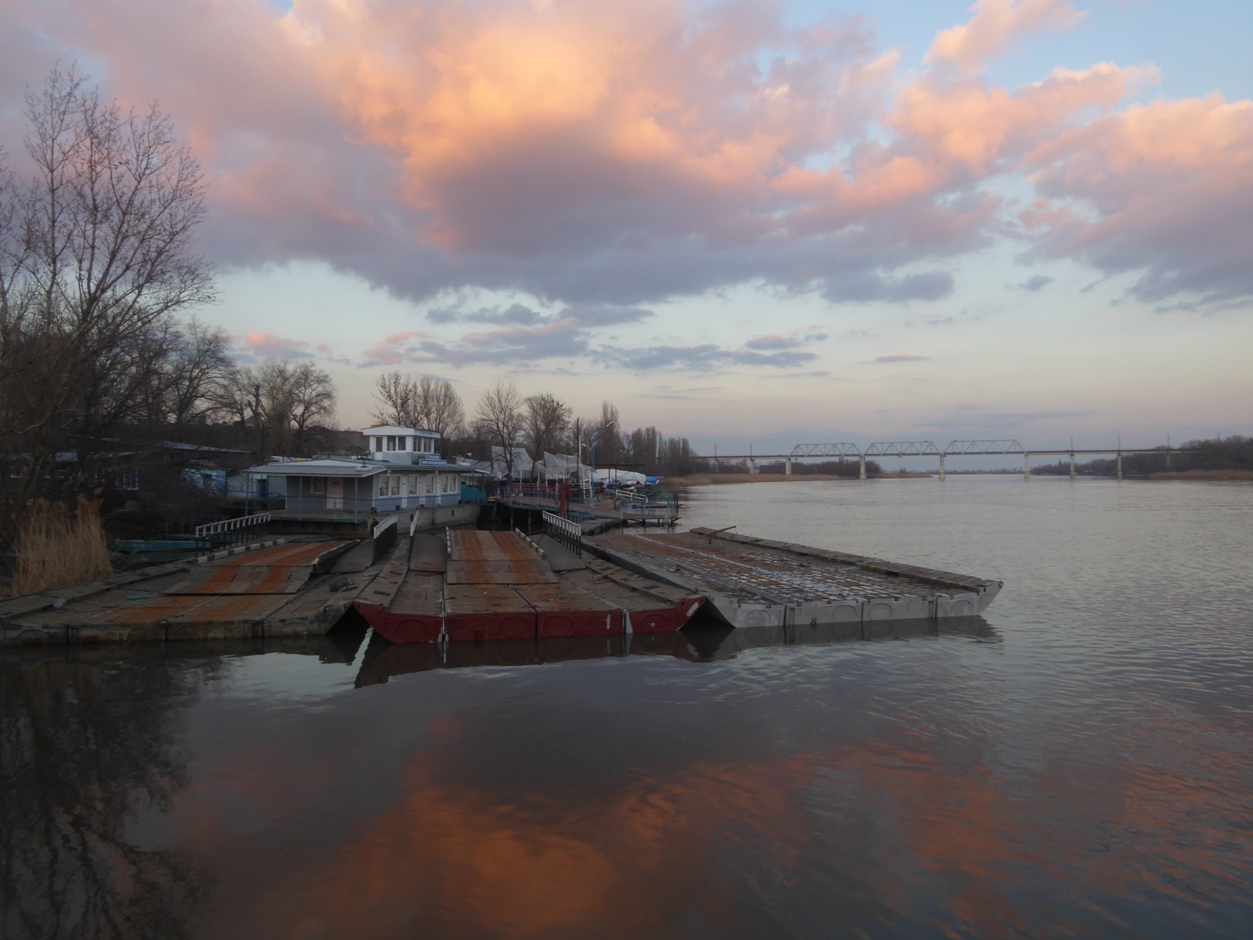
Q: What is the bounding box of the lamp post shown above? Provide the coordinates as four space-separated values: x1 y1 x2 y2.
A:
590 421 616 499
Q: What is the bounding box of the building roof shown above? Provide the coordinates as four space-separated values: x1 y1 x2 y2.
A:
244 459 387 478
244 457 467 477
162 441 249 454
359 425 440 438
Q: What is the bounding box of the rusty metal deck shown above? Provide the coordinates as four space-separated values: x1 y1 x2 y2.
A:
445 530 556 585
354 530 706 644
1 538 365 645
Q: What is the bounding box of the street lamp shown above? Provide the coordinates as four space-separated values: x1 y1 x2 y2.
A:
590 421 616 496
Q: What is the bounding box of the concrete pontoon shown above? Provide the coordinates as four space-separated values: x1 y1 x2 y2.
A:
584 527 1002 629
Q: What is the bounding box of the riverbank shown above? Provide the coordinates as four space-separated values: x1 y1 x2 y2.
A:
1147 469 1253 481
663 472 931 487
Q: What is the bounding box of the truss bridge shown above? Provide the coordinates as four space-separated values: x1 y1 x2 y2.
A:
709 439 1191 480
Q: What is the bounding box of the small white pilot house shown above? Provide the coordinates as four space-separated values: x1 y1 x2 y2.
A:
242 426 467 515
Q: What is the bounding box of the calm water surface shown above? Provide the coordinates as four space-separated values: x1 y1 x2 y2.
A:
4 477 1253 938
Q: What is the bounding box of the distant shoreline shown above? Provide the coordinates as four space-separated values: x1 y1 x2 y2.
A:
662 472 930 487
662 468 1253 487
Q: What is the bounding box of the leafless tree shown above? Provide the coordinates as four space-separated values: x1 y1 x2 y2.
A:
473 381 525 475
524 392 572 460
288 361 336 453
419 375 465 443
162 318 232 428
0 67 214 518
372 371 419 428
372 371 463 444
584 401 623 466
211 360 336 459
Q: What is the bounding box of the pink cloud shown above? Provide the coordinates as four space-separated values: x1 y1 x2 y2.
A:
243 331 313 360
360 331 432 367
1024 95 1253 305
928 0 1085 74
2 0 1249 311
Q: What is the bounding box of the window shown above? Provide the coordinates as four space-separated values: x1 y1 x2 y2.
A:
387 436 396 451
373 437 383 452
310 478 325 495
409 475 418 493
378 477 387 497
390 475 400 496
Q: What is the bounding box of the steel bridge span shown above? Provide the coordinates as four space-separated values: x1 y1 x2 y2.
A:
710 440 1190 481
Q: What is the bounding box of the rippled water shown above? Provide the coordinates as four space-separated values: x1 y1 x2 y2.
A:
4 477 1252 939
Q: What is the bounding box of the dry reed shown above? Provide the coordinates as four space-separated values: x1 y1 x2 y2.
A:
10 495 112 597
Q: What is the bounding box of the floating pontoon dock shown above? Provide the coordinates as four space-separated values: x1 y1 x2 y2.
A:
584 527 1002 628
0 538 383 645
353 530 705 644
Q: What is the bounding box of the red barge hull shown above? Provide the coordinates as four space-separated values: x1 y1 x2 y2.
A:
353 530 704 645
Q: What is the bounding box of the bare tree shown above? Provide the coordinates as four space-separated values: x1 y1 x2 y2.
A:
371 371 419 428
524 392 572 460
211 360 336 459
0 68 214 517
473 381 525 476
419 375 465 443
163 318 232 429
289 361 336 453
589 401 623 466
372 371 463 445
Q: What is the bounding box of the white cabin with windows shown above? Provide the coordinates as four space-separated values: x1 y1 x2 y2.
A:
360 425 441 463
241 456 473 515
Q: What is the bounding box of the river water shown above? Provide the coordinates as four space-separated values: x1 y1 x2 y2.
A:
3 477 1252 939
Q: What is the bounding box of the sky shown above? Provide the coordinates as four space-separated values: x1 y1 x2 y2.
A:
1 0 1251 457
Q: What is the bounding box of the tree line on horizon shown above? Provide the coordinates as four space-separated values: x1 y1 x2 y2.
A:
1031 437 1253 477
370 372 704 479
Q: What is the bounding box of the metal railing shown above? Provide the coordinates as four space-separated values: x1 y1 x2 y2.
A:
195 511 271 540
373 513 398 540
543 511 582 555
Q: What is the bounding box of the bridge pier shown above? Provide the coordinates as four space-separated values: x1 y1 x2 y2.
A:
1024 454 1030 481
785 457 792 476
1070 452 1076 481
1117 454 1123 481
939 454 946 482
859 456 866 480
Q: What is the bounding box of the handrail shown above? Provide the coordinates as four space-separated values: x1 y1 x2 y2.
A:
195 511 271 539
542 511 582 556
373 513 398 539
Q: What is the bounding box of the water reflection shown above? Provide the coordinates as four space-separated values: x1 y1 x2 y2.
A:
0 634 365 940
0 651 211 940
355 615 998 686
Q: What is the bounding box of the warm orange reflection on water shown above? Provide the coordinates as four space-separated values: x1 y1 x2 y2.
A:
251 753 813 938
198 733 1086 939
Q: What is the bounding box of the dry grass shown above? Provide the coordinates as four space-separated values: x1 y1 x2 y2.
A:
9 495 112 597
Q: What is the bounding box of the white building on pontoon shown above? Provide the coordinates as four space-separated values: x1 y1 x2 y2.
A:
241 426 484 516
